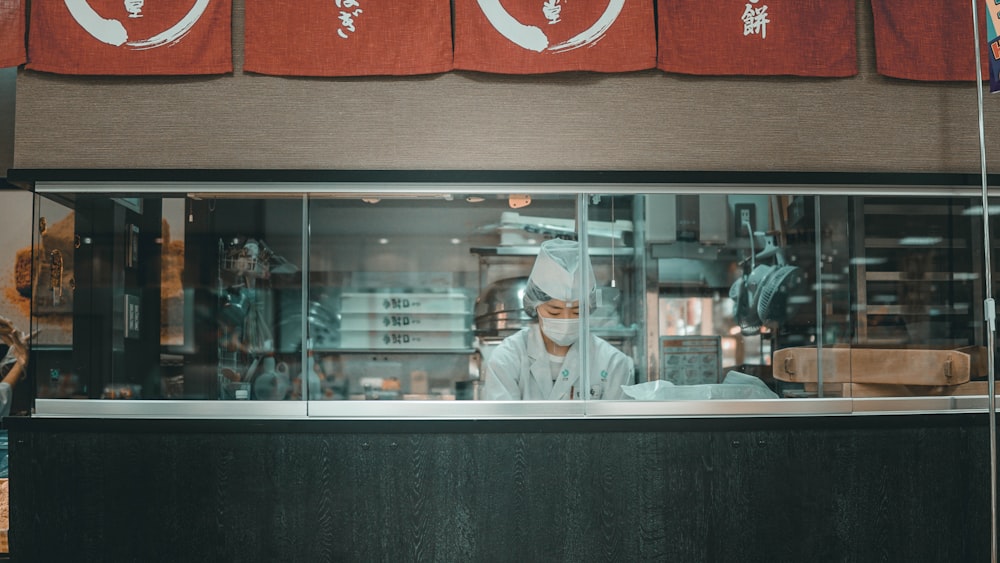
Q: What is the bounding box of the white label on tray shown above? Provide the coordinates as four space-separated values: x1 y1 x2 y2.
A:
382 297 418 311
383 333 417 346
338 330 470 350
341 293 469 314
381 315 422 328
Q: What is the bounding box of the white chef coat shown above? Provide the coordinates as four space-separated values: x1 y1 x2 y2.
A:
482 324 634 400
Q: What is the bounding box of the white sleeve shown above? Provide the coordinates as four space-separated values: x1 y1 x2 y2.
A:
0 383 13 418
604 349 635 400
482 341 523 400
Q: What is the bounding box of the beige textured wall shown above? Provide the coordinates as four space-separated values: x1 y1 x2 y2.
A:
0 68 14 174
12 1 1000 173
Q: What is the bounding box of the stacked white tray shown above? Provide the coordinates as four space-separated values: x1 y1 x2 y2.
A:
338 292 472 350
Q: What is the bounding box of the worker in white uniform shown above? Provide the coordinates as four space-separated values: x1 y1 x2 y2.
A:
482 238 634 400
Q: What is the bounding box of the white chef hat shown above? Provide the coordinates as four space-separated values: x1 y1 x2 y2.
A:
524 239 596 307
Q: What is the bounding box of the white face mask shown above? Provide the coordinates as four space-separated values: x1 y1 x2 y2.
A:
540 316 580 346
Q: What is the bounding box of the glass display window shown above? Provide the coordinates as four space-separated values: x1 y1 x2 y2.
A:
19 179 997 418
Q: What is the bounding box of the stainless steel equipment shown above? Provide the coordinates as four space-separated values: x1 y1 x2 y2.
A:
474 276 532 336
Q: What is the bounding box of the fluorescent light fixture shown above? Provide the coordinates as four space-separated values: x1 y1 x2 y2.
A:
897 236 942 245
849 257 888 266
962 204 1000 215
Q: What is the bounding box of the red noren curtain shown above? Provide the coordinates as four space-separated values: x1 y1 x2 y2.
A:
871 0 989 81
658 0 857 77
245 0 453 77
0 0 26 68
454 0 656 74
27 0 232 75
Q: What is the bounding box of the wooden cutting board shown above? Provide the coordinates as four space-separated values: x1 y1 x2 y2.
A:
772 346 986 386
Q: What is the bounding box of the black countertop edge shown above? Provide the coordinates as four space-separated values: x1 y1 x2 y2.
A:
1 412 989 435
5 169 999 187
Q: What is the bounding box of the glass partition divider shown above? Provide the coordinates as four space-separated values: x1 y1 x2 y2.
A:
300 194 312 410
577 193 591 404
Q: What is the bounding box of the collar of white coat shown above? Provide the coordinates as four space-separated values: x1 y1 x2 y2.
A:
526 323 550 360
526 324 579 398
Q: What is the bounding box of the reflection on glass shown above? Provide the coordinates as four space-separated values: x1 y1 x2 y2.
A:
627 194 986 401
31 194 307 401
25 190 990 406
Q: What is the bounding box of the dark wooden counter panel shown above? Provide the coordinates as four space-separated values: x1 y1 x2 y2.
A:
5 414 991 562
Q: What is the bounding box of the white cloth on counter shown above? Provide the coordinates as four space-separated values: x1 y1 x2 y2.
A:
621 370 778 401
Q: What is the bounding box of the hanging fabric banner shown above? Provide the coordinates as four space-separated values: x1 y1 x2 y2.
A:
245 0 453 76
985 0 1000 92
453 0 656 74
657 0 857 77
0 0 26 68
27 0 232 75
871 0 988 82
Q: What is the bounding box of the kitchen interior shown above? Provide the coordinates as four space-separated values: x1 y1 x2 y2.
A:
25 188 992 402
